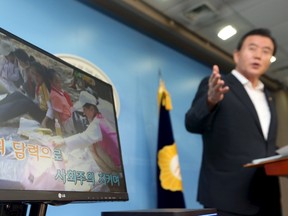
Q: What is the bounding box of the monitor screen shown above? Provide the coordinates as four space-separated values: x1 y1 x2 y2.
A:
0 27 128 204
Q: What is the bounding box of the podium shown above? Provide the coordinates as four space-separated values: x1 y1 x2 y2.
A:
262 157 288 176
245 157 288 216
244 157 288 176
102 208 217 216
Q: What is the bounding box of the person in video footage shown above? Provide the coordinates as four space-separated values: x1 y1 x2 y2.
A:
49 68 76 135
53 91 121 173
185 28 282 216
13 48 36 98
0 61 54 129
0 40 22 93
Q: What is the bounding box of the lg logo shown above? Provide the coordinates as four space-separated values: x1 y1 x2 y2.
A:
58 193 66 199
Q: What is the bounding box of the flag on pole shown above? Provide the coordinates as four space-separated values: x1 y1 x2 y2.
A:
157 79 186 208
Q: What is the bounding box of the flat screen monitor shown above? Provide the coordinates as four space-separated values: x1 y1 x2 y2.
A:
0 27 128 212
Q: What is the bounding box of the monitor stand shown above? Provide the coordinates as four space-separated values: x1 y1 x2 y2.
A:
29 203 48 216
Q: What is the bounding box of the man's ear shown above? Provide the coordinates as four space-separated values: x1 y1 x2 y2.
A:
233 50 239 64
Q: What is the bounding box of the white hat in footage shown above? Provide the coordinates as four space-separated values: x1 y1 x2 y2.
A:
74 91 98 111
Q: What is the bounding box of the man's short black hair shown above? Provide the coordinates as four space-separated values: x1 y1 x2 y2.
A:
236 28 277 56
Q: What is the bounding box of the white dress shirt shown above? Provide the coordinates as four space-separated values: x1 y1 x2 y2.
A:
232 70 270 140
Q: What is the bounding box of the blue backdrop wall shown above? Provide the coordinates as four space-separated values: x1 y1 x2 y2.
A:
0 0 212 215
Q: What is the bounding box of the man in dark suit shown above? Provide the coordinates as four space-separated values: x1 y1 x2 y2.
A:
185 28 282 216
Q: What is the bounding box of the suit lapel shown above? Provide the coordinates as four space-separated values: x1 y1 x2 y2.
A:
224 74 263 136
265 89 276 141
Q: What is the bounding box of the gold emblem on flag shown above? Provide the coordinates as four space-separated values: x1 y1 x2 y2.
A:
158 143 183 191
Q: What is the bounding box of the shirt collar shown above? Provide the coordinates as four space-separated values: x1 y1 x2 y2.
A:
231 69 264 90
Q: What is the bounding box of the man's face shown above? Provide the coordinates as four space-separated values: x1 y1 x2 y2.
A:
233 35 274 82
53 74 62 90
83 106 95 123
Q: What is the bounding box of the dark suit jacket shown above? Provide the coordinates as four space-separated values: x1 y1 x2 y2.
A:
185 73 281 215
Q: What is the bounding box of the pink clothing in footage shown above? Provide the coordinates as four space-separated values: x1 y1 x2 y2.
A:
50 87 73 123
97 114 121 168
